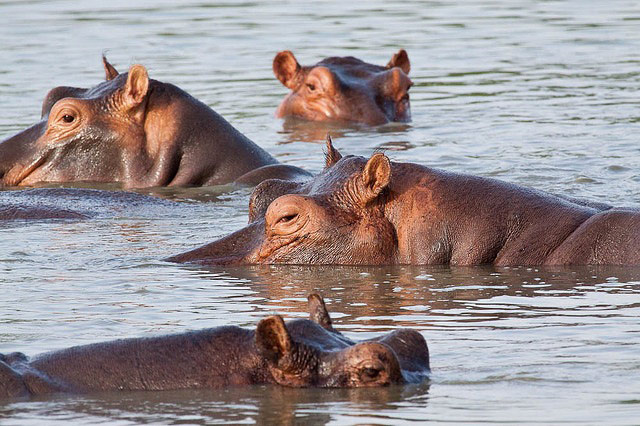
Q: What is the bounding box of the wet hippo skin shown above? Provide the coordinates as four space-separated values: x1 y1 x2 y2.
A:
0 187 188 222
0 294 430 399
0 56 310 189
170 137 640 266
273 50 412 125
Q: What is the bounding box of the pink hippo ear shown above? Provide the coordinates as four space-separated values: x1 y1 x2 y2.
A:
121 64 150 111
361 153 391 204
256 315 293 364
102 55 119 81
324 134 343 169
273 51 302 89
386 49 410 75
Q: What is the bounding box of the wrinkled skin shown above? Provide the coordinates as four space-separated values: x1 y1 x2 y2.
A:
273 50 412 125
171 138 640 266
0 56 310 189
0 294 430 399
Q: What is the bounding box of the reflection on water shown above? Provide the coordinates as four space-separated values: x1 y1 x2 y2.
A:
2 384 431 424
190 264 640 328
2 0 640 423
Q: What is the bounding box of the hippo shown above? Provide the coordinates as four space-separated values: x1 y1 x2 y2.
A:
170 138 640 266
0 56 309 189
0 187 192 222
0 205 88 221
0 294 430 399
273 50 412 125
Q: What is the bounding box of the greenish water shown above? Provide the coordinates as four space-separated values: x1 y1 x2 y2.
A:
1 0 640 424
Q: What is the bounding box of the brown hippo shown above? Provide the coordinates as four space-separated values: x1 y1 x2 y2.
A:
0 294 430 399
170 138 640 266
0 205 88 221
273 50 412 125
0 56 309 189
0 187 191 222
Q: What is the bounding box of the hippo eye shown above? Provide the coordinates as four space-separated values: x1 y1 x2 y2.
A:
277 213 298 224
306 83 316 92
62 114 75 123
361 367 381 380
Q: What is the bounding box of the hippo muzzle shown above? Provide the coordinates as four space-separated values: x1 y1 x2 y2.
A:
166 220 265 265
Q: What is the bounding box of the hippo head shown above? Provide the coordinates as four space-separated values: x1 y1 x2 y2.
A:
0 57 157 187
273 50 412 125
254 294 422 387
169 137 400 265
256 315 404 387
0 56 277 188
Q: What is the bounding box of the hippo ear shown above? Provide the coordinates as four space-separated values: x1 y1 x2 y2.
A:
273 51 302 89
360 153 391 204
324 134 343 169
122 64 150 110
256 315 292 364
102 55 119 81
386 49 410 75
308 293 334 331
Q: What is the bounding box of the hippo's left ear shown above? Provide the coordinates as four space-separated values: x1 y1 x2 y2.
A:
256 315 293 364
360 153 391 204
122 64 150 111
324 135 343 169
386 49 410 75
308 293 334 331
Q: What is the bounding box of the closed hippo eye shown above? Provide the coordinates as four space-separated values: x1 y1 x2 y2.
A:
277 212 298 224
265 195 315 237
271 208 302 235
361 366 381 380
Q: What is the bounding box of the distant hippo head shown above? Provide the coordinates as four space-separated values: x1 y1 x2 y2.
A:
0 56 282 188
273 50 412 125
169 136 399 265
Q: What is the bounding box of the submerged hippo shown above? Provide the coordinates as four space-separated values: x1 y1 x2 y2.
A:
171 138 640 266
0 56 309 189
273 50 412 125
0 294 429 399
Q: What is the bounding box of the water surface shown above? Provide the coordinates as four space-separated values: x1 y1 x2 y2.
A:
1 0 640 424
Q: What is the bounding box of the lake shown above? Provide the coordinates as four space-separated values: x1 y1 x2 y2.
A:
1 0 639 424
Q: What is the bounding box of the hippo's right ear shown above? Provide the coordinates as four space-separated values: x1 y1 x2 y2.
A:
122 64 150 111
102 55 119 81
273 51 302 89
256 315 293 364
360 153 391 204
386 49 410 75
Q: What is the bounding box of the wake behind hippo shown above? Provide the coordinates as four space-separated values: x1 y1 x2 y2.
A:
0 294 430 399
273 50 413 125
171 137 640 266
0 56 309 189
